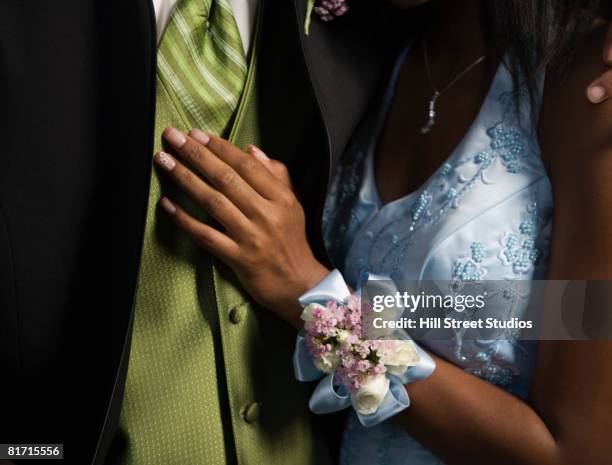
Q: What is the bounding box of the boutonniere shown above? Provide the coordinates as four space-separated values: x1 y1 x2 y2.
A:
304 0 350 35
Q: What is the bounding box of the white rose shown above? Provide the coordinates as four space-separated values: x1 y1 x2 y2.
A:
301 303 324 322
336 329 348 342
351 374 390 415
313 351 340 373
335 329 351 345
379 340 420 375
385 364 409 377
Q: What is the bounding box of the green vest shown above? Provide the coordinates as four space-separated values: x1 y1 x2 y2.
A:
118 10 329 465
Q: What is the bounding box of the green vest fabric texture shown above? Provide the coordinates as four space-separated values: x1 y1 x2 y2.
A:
118 4 328 465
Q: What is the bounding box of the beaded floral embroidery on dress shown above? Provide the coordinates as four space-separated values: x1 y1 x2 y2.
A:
452 241 488 288
322 147 370 269
498 211 543 275
449 192 548 387
366 89 534 278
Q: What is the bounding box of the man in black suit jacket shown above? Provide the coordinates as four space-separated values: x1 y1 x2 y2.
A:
0 1 610 464
0 2 392 463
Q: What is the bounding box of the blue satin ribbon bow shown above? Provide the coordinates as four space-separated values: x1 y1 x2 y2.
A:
293 270 436 427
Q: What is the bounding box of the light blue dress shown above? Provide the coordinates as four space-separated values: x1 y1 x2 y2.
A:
322 48 553 465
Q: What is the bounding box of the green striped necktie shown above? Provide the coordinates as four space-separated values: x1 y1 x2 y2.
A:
157 0 248 135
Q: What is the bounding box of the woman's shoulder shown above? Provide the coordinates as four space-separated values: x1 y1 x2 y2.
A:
539 22 611 171
538 21 612 279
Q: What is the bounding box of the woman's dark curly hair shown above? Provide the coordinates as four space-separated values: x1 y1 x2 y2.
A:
379 0 609 99
484 0 609 95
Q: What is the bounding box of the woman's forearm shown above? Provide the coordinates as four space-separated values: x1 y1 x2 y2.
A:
397 355 561 465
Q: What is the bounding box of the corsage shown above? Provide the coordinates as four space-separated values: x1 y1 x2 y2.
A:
304 0 350 35
293 270 436 427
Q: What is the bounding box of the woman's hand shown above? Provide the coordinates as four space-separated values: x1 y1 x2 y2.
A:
154 127 329 328
586 20 612 103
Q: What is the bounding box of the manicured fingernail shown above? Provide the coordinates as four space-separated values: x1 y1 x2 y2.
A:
155 151 175 171
587 85 606 103
190 128 210 145
246 144 269 161
165 127 187 147
159 197 176 214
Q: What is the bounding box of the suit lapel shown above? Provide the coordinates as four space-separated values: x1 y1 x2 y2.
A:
99 0 157 463
292 0 396 175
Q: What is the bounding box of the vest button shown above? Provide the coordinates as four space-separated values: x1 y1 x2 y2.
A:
243 402 261 424
229 304 247 324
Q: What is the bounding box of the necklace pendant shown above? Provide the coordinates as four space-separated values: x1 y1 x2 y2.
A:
420 91 440 135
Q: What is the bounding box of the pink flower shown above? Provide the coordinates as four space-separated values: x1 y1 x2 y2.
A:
373 364 387 375
314 0 350 22
302 293 398 392
357 360 371 372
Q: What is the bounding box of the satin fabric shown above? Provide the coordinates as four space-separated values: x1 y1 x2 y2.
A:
321 47 552 464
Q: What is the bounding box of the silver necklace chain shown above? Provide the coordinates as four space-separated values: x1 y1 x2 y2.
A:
421 38 486 134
